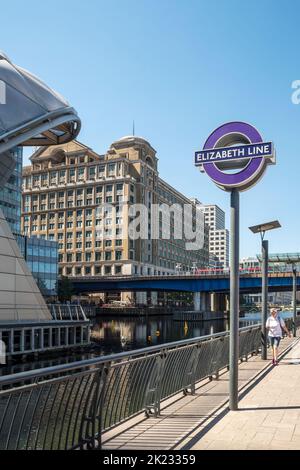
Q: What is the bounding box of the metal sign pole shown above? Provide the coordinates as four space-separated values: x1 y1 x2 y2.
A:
229 189 239 411
293 267 297 337
195 121 276 410
261 239 269 359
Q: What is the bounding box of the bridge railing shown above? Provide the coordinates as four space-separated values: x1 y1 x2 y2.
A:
0 323 278 450
70 266 298 282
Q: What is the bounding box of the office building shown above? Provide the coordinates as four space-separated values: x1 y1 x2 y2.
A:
191 201 229 268
22 136 210 280
0 147 22 233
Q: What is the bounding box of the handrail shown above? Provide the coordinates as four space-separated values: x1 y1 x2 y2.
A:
0 320 298 450
0 325 257 387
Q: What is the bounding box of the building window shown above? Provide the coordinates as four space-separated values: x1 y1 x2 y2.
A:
105 251 112 261
108 164 115 176
85 267 91 275
78 168 85 179
88 167 96 179
115 265 122 275
115 251 122 261
104 266 111 275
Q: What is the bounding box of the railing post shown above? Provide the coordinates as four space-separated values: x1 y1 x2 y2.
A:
82 362 111 450
183 344 201 395
145 349 167 418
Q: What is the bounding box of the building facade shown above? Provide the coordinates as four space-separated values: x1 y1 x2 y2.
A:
22 137 209 279
191 201 229 268
16 234 58 299
0 147 23 233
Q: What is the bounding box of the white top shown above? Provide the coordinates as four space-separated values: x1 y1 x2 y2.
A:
266 316 285 337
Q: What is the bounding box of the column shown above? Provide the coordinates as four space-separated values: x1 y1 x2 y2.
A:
211 293 219 312
136 292 147 305
151 292 158 306
193 292 201 311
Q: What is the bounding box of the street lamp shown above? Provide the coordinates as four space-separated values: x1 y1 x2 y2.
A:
249 220 281 359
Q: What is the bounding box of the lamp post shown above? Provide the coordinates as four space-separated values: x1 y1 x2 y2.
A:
249 220 281 359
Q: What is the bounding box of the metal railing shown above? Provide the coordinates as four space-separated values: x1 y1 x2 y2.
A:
72 266 299 281
0 324 268 450
50 304 87 321
0 321 91 358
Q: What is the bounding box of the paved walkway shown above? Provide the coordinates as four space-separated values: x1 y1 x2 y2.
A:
102 333 300 450
192 338 300 450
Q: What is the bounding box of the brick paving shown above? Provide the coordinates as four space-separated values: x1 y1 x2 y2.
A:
103 333 300 450
192 338 300 450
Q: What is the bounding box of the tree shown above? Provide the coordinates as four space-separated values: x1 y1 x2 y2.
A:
57 276 74 303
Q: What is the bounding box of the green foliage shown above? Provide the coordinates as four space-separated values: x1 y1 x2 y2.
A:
57 276 74 302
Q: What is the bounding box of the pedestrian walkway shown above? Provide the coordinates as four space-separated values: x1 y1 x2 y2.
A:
102 333 300 450
192 339 300 450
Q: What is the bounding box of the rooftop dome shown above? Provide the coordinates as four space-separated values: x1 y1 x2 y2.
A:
111 135 152 148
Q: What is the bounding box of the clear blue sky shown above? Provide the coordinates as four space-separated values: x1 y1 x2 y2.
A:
1 0 299 257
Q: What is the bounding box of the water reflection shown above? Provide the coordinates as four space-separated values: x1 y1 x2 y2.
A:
2 310 292 377
90 316 230 355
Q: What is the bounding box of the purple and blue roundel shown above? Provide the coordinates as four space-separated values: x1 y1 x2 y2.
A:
195 122 275 192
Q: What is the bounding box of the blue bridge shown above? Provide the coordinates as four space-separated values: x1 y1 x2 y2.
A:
71 272 300 294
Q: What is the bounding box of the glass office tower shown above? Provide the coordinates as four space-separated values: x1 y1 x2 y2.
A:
0 147 22 233
16 234 58 298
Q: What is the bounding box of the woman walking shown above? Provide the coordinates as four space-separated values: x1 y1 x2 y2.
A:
266 308 291 365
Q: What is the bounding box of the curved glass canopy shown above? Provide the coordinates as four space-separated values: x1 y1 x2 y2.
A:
0 52 81 186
